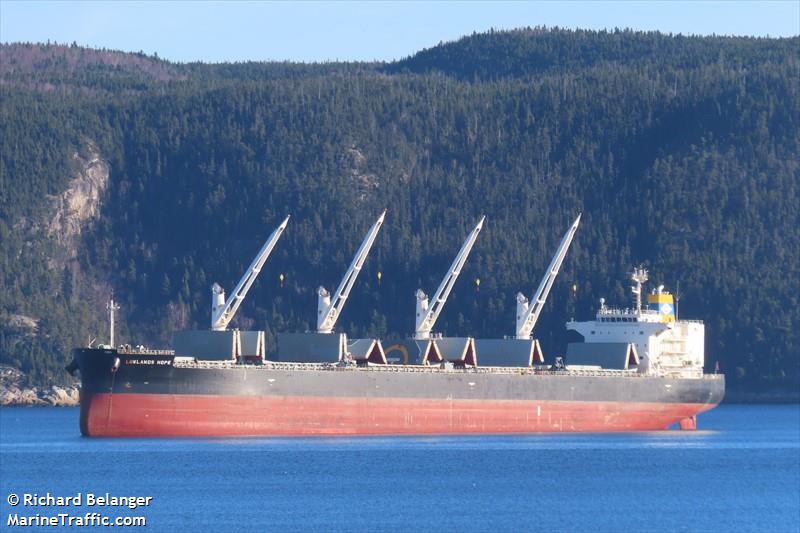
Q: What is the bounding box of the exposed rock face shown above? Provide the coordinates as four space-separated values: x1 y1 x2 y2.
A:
41 385 81 406
343 146 379 201
0 365 79 406
5 314 39 334
47 142 109 260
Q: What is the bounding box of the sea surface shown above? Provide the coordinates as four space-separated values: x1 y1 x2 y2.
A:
1 405 798 533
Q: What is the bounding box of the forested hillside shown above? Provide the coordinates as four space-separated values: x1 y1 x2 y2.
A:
1 29 797 398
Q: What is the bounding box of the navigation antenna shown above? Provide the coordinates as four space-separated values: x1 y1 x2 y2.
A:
631 267 649 314
106 294 120 348
675 280 681 320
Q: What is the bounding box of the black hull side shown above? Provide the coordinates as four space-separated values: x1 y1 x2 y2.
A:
73 348 725 405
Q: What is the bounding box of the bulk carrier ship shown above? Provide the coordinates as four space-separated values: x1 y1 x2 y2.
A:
69 214 724 437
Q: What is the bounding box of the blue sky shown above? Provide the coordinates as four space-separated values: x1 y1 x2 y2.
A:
1 1 798 63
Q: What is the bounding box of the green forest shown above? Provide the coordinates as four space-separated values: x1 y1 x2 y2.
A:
1 28 797 398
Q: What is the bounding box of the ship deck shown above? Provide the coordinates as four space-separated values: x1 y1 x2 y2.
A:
171 358 718 380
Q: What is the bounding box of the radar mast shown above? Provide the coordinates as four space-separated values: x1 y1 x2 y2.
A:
631 267 649 314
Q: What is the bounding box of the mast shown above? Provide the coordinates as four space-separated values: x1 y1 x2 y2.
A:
631 266 649 315
317 211 386 334
515 213 581 339
414 216 485 340
211 215 290 331
107 294 120 348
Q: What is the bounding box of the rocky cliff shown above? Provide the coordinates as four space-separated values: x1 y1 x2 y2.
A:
47 142 109 265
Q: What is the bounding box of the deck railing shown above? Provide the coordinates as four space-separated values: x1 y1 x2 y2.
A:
171 358 721 380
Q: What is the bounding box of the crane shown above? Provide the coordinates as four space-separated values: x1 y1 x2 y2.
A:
317 211 386 334
515 213 581 339
211 215 290 331
414 216 485 340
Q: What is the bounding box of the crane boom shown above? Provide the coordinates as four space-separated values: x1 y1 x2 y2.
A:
414 216 485 340
515 213 581 339
211 215 290 331
317 211 386 333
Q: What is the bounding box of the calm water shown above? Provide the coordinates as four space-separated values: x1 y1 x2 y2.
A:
1 405 798 532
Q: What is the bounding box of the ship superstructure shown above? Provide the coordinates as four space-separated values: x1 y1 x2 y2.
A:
566 267 705 379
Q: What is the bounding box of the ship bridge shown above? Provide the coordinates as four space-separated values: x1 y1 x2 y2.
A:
566 268 706 378
595 307 665 323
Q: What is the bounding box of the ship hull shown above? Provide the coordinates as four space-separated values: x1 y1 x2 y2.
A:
82 392 718 437
74 348 725 437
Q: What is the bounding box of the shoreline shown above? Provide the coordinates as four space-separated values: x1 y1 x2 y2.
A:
0 364 80 407
0 385 80 407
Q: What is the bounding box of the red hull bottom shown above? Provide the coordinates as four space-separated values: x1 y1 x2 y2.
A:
82 393 717 437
